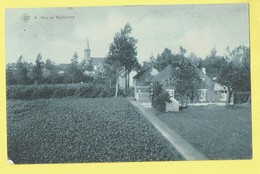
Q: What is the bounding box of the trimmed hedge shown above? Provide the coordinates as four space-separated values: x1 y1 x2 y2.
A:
6 84 125 100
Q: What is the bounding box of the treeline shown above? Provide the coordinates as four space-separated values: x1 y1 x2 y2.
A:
6 52 99 86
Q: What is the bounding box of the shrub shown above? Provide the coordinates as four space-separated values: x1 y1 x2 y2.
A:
151 82 171 112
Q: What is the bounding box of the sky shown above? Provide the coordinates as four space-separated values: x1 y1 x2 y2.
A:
5 4 249 64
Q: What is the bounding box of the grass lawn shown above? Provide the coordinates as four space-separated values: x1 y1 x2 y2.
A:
7 97 183 164
155 104 252 160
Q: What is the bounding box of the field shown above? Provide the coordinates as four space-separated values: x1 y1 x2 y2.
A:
7 97 183 164
155 104 252 160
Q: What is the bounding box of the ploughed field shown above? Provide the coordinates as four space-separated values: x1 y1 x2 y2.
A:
7 97 183 164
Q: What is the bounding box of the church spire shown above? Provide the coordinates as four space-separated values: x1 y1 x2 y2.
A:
87 38 90 50
84 38 91 61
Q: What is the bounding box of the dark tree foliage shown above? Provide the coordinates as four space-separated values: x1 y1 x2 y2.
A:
44 59 59 84
152 48 175 71
32 53 44 84
217 46 250 92
6 66 16 85
174 49 202 103
68 52 84 83
202 47 228 79
16 56 29 85
151 82 171 112
105 23 140 92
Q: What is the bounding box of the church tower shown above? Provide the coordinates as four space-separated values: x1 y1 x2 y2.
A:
84 39 91 61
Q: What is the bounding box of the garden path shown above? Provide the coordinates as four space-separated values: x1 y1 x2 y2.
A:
129 99 208 160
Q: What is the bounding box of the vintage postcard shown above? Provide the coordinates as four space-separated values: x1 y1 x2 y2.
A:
4 3 252 166
5 4 252 164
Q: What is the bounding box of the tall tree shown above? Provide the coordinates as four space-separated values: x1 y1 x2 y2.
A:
16 55 29 85
153 48 175 71
103 56 122 96
44 59 59 84
105 23 139 93
32 53 44 84
202 47 228 78
218 45 250 92
174 47 202 103
6 66 16 85
69 52 83 83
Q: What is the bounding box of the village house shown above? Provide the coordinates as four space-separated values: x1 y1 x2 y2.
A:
133 63 229 105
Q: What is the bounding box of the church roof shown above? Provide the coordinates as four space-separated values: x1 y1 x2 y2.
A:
91 57 105 66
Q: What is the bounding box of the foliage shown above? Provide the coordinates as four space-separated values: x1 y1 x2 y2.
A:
6 84 126 100
174 56 203 103
68 52 84 83
104 23 140 92
202 45 250 92
151 82 172 112
152 48 176 71
6 67 16 85
15 56 29 85
32 53 44 84
202 47 228 79
44 59 59 84
217 46 250 92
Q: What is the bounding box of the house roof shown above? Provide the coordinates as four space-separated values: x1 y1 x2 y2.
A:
133 66 159 80
151 64 179 83
133 67 149 79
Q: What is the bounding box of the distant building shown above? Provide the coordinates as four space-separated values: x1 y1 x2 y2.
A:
83 39 105 73
57 39 106 75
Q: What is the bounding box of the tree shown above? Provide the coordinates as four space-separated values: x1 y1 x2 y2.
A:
105 23 140 94
174 48 202 103
69 52 84 83
153 48 175 71
151 82 171 112
16 55 29 85
202 47 228 78
103 56 122 96
32 53 44 84
6 66 16 85
44 59 59 84
218 45 250 92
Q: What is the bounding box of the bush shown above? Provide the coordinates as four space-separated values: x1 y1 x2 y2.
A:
151 82 171 112
6 84 126 100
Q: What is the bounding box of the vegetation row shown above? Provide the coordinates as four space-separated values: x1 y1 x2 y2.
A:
6 84 126 100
